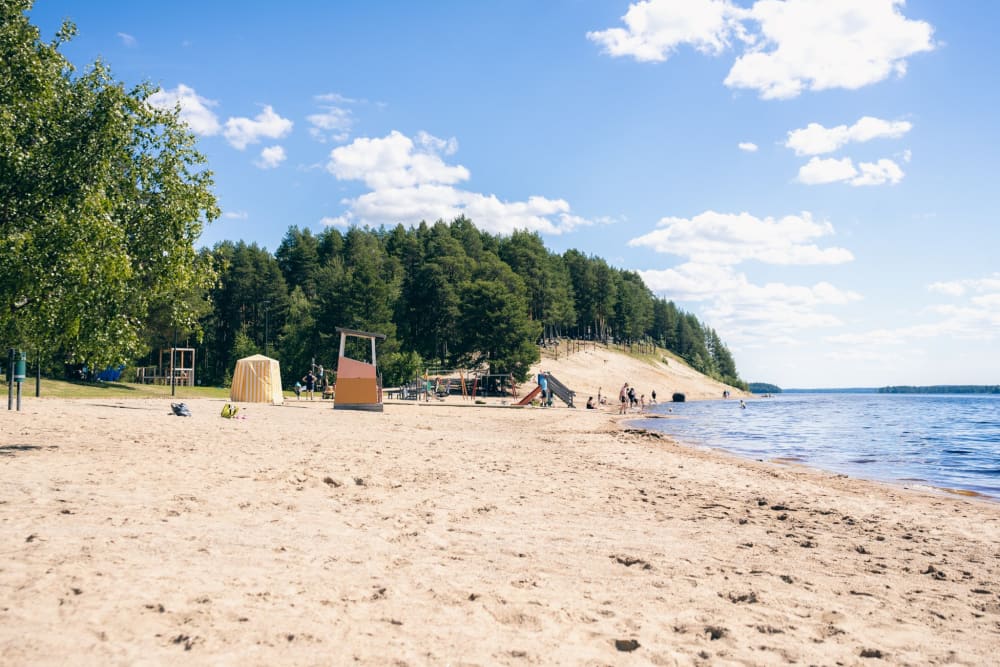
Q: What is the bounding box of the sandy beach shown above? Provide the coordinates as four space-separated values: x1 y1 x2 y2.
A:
2 379 999 666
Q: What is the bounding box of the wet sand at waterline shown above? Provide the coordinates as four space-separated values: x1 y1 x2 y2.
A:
2 394 998 665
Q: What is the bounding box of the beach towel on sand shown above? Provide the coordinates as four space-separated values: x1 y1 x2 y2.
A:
171 402 192 417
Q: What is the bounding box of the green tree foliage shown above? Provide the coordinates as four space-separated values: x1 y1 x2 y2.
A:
380 350 425 387
457 279 540 381
498 231 575 327
0 1 218 366
201 241 287 383
190 218 745 389
277 286 316 384
275 226 320 299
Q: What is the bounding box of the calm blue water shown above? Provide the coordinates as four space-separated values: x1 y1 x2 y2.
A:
632 393 1000 500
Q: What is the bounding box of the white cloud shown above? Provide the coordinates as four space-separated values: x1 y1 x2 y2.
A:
587 0 747 62
117 32 137 48
797 157 857 184
320 216 350 228
223 210 248 220
797 156 904 186
639 263 861 335
738 141 758 152
328 131 468 189
223 105 293 150
325 131 592 235
416 130 459 155
786 116 912 156
308 107 352 140
827 273 1000 347
726 0 935 99
316 92 358 104
631 208 859 342
590 0 935 99
627 210 853 265
928 274 1000 298
147 84 221 136
254 145 286 169
850 159 904 186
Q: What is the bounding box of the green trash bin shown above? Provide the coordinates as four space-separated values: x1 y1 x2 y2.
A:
14 352 26 382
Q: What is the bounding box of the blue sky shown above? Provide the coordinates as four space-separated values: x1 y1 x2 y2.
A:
29 0 1000 388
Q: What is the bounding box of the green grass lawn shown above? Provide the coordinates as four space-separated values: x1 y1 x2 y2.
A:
4 378 232 400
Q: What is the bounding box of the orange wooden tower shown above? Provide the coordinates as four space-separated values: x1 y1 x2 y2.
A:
333 327 386 412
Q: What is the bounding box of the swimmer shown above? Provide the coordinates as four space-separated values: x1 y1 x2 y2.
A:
739 399 746 409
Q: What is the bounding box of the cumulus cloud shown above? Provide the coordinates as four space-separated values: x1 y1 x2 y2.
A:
590 0 935 99
639 263 861 335
786 116 912 156
254 145 286 169
627 210 853 265
850 159 904 186
117 32 137 48
827 273 1000 347
738 142 758 152
308 107 352 143
223 210 248 220
928 274 1000 298
797 157 857 184
316 92 359 104
630 209 859 341
223 105 293 150
308 92 355 143
147 84 221 136
328 131 468 189
324 131 592 235
726 0 935 99
587 0 747 62
797 156 903 186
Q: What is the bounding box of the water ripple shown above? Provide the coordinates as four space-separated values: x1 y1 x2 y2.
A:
638 393 1000 500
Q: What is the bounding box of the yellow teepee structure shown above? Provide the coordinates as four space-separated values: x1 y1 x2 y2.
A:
230 355 284 405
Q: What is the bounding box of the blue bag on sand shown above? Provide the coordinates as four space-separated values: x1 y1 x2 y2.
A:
171 402 192 417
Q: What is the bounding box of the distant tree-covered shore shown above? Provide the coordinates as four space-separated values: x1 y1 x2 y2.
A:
878 385 1000 395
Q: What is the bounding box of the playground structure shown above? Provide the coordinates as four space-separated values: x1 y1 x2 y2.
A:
333 327 386 412
136 347 195 386
386 368 518 402
515 372 576 407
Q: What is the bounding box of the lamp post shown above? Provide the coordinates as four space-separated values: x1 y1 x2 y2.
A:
261 300 271 357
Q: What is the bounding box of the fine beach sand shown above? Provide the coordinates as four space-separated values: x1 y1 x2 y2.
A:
2 353 999 665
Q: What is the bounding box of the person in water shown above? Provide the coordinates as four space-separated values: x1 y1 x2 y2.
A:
739 399 746 409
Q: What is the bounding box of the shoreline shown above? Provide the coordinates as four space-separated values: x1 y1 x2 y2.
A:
623 419 1000 505
623 394 1000 504
2 397 999 664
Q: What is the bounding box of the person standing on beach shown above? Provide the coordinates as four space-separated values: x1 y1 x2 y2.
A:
619 383 628 414
538 372 549 406
651 389 656 403
302 370 316 400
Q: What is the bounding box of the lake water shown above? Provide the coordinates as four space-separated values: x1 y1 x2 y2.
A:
631 393 1000 500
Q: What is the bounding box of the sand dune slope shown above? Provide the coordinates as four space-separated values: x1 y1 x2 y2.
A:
528 343 746 404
